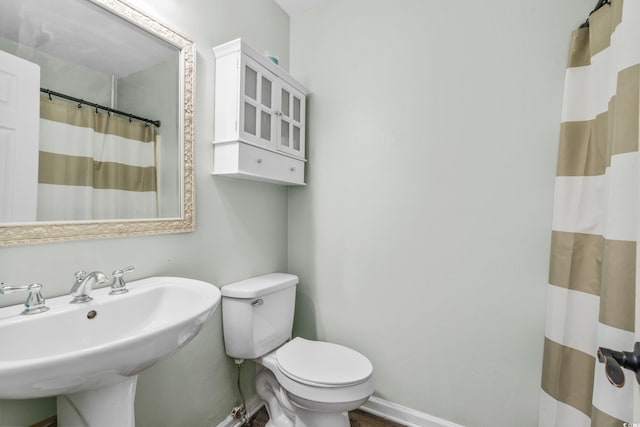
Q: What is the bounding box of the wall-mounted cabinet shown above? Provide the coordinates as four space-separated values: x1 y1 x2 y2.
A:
212 39 309 185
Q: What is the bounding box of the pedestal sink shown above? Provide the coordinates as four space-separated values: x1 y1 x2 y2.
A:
0 276 221 427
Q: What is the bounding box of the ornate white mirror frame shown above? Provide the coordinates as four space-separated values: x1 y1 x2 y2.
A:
0 0 195 247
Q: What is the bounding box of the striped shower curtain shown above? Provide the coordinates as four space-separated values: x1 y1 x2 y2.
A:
37 96 158 221
540 0 640 425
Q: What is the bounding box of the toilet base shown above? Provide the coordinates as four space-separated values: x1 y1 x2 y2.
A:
256 368 362 427
292 407 349 427
262 405 350 427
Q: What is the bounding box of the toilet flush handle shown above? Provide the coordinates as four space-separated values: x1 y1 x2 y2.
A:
251 299 263 306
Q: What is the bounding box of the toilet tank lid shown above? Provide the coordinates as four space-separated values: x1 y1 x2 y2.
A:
221 273 298 298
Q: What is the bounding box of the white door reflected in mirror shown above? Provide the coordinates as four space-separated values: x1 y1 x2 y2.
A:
0 50 40 222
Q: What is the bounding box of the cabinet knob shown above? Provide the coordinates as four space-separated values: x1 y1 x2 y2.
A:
257 158 262 164
290 167 296 172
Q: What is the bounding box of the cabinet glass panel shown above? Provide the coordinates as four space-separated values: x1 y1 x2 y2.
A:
293 97 301 122
245 66 257 100
293 126 300 150
261 77 272 108
281 119 290 147
261 111 271 141
244 103 256 135
281 89 290 116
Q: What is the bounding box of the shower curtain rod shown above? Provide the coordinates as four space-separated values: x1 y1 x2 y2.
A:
580 0 611 28
41 88 161 128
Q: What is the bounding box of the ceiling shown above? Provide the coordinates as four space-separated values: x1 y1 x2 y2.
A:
273 0 324 16
0 0 177 78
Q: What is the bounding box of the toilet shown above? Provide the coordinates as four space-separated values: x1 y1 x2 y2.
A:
221 273 374 427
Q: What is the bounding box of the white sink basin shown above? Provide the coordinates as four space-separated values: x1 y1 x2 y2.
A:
0 276 220 426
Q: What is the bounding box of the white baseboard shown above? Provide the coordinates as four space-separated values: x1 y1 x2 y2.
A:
361 396 465 427
214 396 265 427
215 395 463 427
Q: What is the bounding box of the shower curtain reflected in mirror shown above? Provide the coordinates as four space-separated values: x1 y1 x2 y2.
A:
540 0 640 425
37 95 158 221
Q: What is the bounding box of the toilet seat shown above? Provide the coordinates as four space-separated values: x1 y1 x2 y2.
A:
276 337 373 387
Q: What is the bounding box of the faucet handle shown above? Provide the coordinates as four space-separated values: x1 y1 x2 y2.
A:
74 270 87 281
110 266 135 295
0 283 50 315
113 266 135 277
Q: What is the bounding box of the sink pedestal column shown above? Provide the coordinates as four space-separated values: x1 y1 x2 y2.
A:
57 376 138 427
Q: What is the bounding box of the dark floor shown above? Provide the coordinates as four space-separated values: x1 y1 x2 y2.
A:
247 406 406 427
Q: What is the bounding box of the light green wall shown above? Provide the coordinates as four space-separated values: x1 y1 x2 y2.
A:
287 0 592 426
0 0 289 426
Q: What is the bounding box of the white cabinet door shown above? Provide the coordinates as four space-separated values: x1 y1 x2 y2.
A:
277 80 305 158
0 50 40 222
239 54 277 150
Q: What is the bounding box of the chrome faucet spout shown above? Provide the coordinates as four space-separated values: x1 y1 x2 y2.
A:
70 271 107 303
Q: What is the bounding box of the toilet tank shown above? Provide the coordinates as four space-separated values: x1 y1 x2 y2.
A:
221 273 298 359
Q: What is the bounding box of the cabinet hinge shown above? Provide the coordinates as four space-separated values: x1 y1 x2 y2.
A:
235 121 238 131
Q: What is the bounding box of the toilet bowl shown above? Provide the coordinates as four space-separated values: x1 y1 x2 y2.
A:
221 273 374 427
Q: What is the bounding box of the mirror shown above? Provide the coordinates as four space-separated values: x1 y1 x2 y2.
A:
0 0 195 246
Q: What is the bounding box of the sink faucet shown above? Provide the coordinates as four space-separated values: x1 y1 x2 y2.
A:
70 271 107 303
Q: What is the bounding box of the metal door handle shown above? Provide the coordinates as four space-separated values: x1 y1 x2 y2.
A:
597 342 640 387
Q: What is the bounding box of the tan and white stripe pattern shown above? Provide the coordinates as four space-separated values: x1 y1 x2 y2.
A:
37 96 158 221
540 0 640 425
